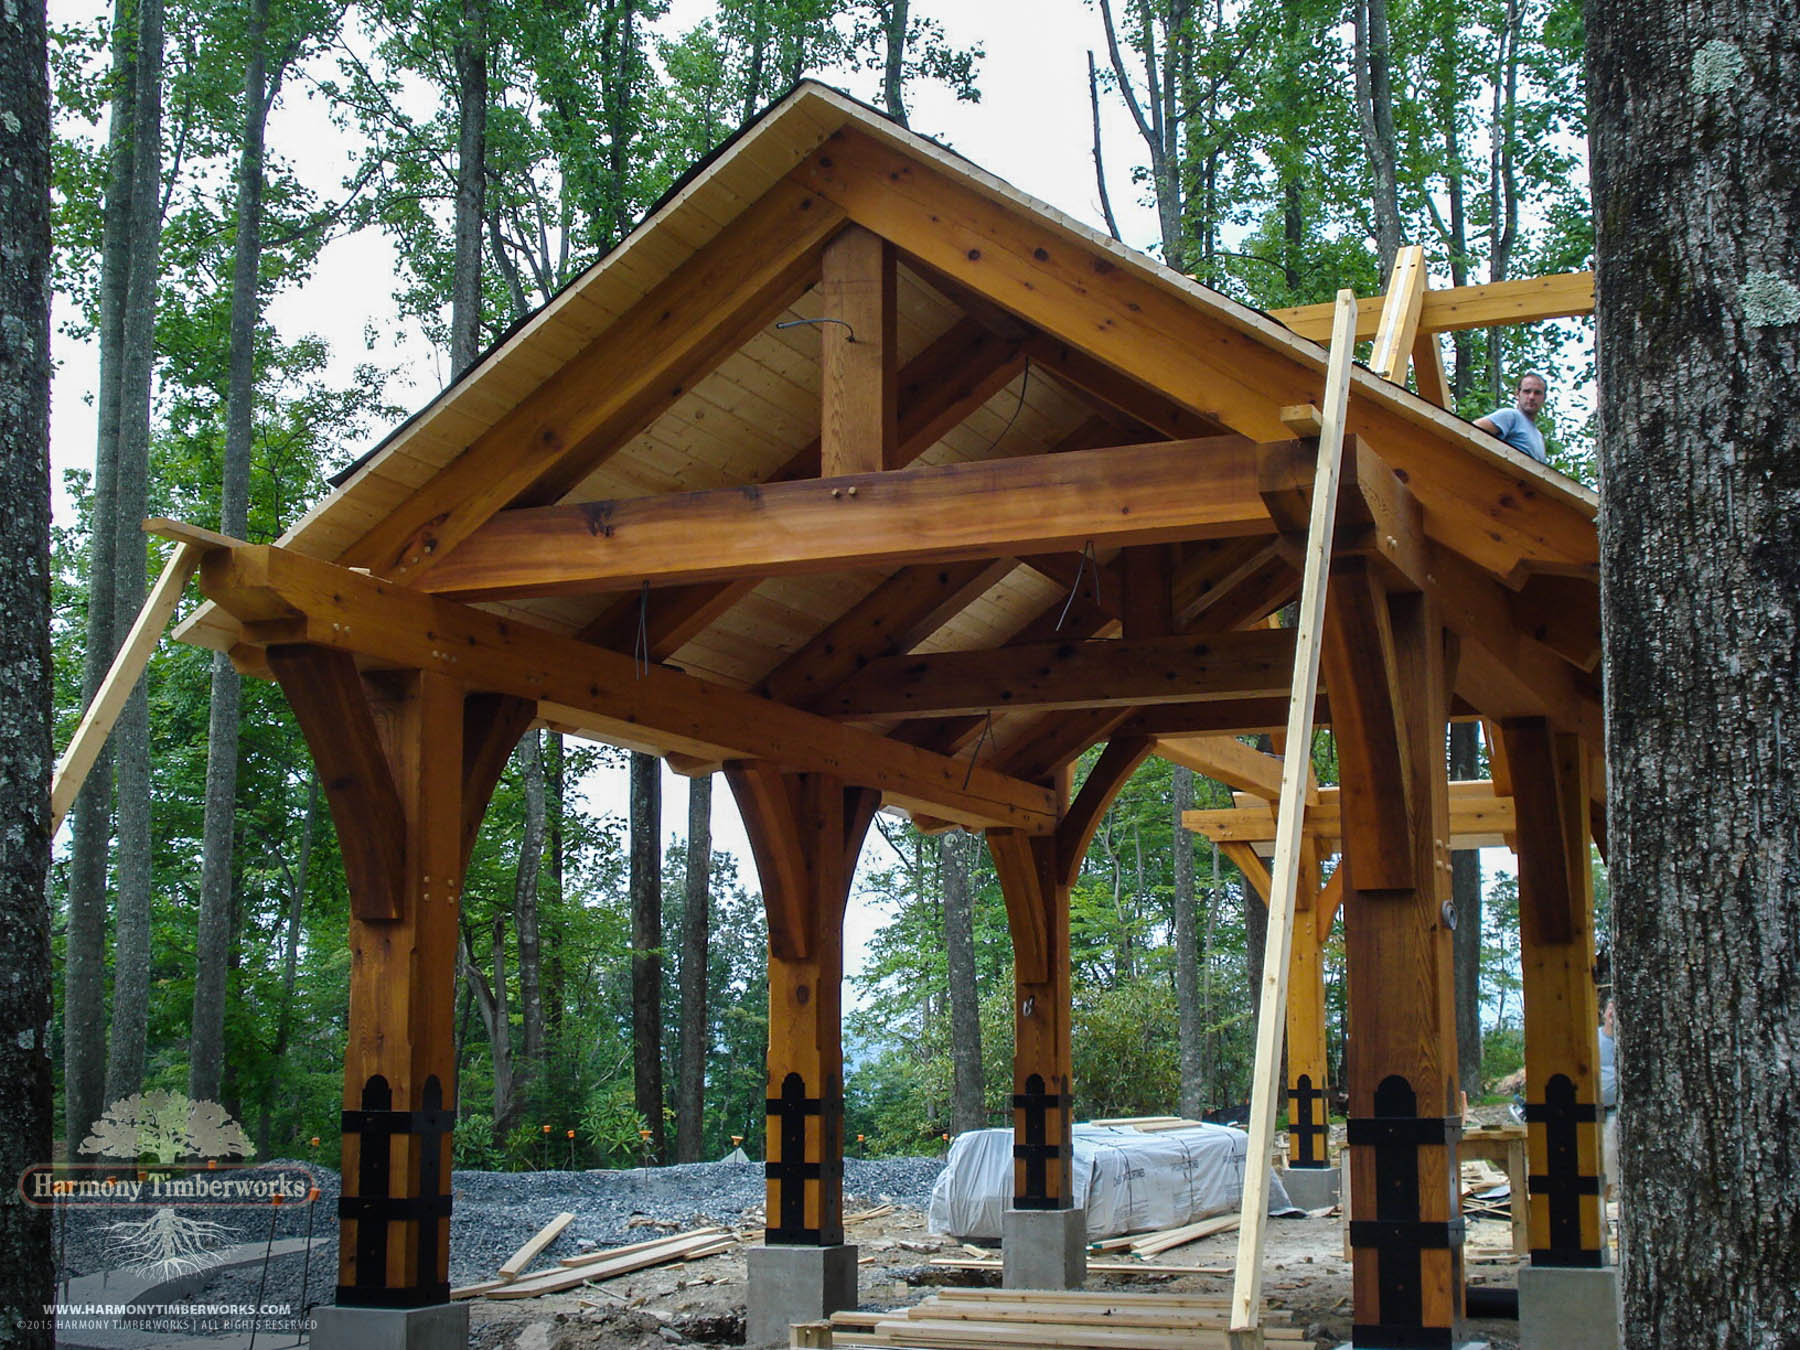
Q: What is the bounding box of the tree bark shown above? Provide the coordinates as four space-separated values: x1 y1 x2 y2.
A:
192 0 275 1105
103 0 164 1109
1352 0 1404 276
1589 2 1800 1342
512 730 546 1103
940 829 984 1135
462 917 515 1137
881 0 909 127
451 0 487 377
1447 723 1483 1099
0 0 55 1325
1171 765 1204 1119
674 773 712 1162
629 751 665 1162
1591 0 1800 1346
259 774 316 1156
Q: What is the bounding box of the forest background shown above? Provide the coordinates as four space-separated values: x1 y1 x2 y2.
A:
44 0 1598 1172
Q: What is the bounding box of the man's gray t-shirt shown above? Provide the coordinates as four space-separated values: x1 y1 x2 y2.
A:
1483 407 1546 463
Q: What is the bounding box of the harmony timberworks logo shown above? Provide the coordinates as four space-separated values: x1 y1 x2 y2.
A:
20 1091 315 1279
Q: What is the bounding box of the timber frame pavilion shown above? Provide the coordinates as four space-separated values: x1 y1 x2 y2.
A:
169 83 1610 1349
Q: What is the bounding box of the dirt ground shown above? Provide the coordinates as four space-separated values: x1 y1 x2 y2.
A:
461 1198 1534 1350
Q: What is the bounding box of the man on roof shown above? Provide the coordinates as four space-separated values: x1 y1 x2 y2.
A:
1475 371 1549 464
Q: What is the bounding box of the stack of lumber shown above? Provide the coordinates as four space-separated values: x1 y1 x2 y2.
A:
451 1222 734 1300
796 1289 1308 1348
1090 1212 1242 1257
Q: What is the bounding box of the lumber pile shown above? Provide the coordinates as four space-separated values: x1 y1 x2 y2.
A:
451 1224 734 1300
926 1256 1230 1277
796 1288 1309 1348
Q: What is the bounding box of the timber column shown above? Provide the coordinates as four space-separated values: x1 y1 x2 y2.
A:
1320 563 1466 1349
1285 855 1339 1208
1500 720 1620 1350
260 650 531 1348
726 765 878 1347
987 827 1083 1288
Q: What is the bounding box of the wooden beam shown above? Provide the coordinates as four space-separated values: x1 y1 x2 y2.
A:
460 693 536 870
1317 561 1415 889
1369 245 1429 384
1232 289 1357 1334
1117 698 1327 741
819 629 1296 721
199 543 1057 832
1055 736 1153 887
1270 271 1595 340
1154 734 1290 802
819 226 898 475
265 645 407 921
986 828 1051 985
1183 781 1518 852
792 135 1596 578
51 538 204 834
724 762 816 961
759 561 1015 708
420 434 1273 602
1220 841 1273 901
340 178 846 583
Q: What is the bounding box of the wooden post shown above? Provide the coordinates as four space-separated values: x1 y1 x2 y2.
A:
727 765 878 1246
819 225 897 476
1286 850 1332 1171
1500 719 1607 1269
1323 577 1465 1349
987 828 1073 1211
262 652 527 1307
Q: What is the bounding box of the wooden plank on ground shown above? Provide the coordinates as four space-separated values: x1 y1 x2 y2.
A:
487 1229 730 1298
927 1256 1230 1276
498 1210 574 1280
1229 289 1357 1336
1131 1213 1241 1256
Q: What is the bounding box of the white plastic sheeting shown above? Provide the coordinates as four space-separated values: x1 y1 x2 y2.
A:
926 1123 1299 1241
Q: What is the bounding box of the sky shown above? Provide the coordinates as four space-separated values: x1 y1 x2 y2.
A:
45 0 1517 993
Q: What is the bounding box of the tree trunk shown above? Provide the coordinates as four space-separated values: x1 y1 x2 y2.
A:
1588 3 1800 1342
1171 765 1204 1118
192 0 274 1105
103 0 164 1109
674 773 712 1162
462 917 515 1137
629 751 664 1162
1448 722 1482 1099
1352 0 1404 275
544 732 564 1040
940 829 984 1135
512 730 546 1104
451 0 487 377
259 774 316 1156
881 0 909 127
0 0 55 1325
64 0 143 1155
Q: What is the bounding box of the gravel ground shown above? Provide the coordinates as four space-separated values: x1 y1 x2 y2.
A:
56 1155 945 1324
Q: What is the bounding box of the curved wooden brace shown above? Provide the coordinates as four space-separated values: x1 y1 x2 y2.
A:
724 762 813 962
460 693 537 871
1054 736 1154 889
986 828 1054 986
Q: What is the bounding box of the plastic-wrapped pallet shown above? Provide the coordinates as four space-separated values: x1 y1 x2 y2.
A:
926 1122 1298 1241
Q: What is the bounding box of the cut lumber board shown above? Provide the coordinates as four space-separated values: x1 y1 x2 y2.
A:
486 1228 730 1298
450 1277 508 1300
932 1290 1239 1309
841 1314 1309 1348
927 1256 1231 1276
1131 1213 1241 1256
498 1210 574 1280
556 1225 726 1268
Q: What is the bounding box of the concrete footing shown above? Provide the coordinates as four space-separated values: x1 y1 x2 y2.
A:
1279 1164 1341 1210
310 1301 469 1350
1001 1205 1087 1290
745 1243 859 1348
1519 1263 1622 1350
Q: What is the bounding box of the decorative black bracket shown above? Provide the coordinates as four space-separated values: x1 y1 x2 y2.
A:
765 1072 831 1244
1011 1073 1069 1210
1524 1072 1604 1268
337 1074 455 1308
1289 1072 1330 1167
1347 1076 1463 1349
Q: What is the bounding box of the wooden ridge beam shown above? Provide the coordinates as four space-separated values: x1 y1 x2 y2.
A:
341 177 847 583
819 225 898 475
1271 271 1595 341
197 542 1058 832
819 629 1296 720
791 133 1596 578
418 434 1274 602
